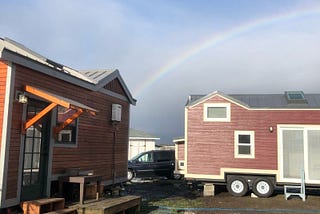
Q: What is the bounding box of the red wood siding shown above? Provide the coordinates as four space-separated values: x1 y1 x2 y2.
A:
187 95 320 175
6 64 130 199
177 142 185 160
0 61 8 153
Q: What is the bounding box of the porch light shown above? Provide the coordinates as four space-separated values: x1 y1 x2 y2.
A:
18 93 28 104
269 126 273 133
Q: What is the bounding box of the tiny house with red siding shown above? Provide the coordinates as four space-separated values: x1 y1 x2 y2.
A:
182 90 320 197
173 137 185 177
0 37 136 208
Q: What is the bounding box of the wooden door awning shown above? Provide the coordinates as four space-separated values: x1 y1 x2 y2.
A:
24 85 97 134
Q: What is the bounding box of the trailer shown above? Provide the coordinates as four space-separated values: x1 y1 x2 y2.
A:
179 91 320 197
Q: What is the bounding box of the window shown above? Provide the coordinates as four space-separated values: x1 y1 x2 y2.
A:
285 91 307 104
178 160 185 169
55 106 78 145
234 131 255 158
279 126 320 182
138 153 153 162
282 129 303 179
286 91 305 100
204 103 230 122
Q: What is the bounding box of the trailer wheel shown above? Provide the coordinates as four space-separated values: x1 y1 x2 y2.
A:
252 177 274 198
227 176 248 197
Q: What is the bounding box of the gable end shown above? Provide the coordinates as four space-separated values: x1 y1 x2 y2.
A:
104 78 126 97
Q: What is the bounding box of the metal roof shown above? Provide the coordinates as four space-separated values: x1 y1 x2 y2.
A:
0 37 136 105
129 128 160 140
173 136 185 143
186 91 320 109
79 70 115 85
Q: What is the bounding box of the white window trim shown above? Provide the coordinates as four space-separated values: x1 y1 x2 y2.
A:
204 103 231 122
58 130 72 142
54 109 79 148
234 131 255 159
178 160 185 169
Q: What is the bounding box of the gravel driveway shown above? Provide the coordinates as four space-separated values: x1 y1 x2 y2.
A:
124 178 320 214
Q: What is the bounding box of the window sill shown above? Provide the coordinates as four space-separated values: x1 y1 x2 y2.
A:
234 155 255 159
54 143 78 148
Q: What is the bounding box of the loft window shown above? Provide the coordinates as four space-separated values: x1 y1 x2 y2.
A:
234 131 255 158
55 106 78 145
285 91 307 104
204 103 231 122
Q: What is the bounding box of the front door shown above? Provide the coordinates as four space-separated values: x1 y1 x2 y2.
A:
21 100 51 201
280 126 320 184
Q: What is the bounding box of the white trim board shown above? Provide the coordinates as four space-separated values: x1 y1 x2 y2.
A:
0 63 15 208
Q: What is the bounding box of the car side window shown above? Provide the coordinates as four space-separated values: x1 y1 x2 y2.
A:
137 153 153 162
155 151 172 162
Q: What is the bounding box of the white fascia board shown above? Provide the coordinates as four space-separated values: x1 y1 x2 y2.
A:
173 138 185 143
0 63 15 207
129 137 160 140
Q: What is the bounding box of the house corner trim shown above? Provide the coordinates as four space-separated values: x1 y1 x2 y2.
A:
0 63 15 207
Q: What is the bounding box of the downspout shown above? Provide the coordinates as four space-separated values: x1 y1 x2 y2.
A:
112 129 116 185
112 123 119 185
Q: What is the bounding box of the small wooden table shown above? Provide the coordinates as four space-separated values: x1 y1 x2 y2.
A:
59 175 102 205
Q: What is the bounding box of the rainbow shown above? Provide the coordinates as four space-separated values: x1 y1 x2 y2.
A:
133 5 320 96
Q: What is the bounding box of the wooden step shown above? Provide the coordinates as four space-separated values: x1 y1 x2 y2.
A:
44 208 77 214
22 198 65 214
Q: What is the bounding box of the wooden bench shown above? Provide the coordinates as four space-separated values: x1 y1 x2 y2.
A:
44 208 77 214
73 195 141 214
22 198 65 214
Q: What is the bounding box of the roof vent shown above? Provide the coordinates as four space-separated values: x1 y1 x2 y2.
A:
46 58 63 70
285 91 308 104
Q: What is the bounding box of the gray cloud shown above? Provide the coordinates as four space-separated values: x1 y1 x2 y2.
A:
1 0 319 143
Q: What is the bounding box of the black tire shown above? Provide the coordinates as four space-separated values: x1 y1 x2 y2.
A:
252 177 274 198
166 171 174 179
227 176 248 197
127 169 134 181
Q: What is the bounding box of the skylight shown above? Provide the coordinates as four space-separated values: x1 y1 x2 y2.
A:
285 91 307 104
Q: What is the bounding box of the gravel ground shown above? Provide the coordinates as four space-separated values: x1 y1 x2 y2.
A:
124 178 320 214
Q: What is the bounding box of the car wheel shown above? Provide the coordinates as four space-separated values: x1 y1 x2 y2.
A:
252 177 274 198
227 176 248 197
127 169 134 181
166 171 174 179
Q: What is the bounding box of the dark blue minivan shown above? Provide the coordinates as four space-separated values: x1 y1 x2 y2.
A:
127 150 175 180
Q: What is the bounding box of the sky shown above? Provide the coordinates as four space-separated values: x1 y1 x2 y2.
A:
1 0 320 144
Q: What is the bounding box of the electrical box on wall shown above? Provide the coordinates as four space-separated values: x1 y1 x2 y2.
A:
112 104 122 122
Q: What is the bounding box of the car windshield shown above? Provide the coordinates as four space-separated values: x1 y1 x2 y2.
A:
129 152 147 161
130 152 154 162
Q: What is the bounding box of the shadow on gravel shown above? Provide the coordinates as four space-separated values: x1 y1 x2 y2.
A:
124 178 200 213
124 178 230 213
124 178 320 214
